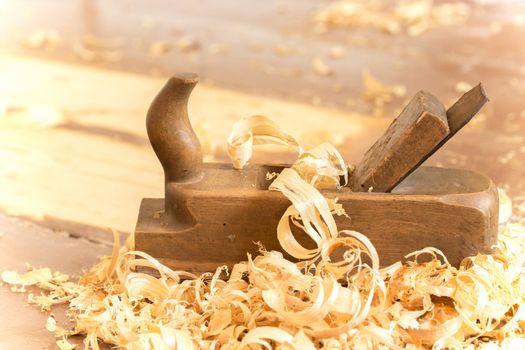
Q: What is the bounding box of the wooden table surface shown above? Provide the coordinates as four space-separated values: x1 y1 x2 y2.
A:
0 213 111 349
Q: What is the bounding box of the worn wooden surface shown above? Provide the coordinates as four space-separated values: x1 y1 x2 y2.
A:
147 73 204 185
351 91 449 192
385 84 490 191
135 165 499 272
445 84 489 138
0 213 111 350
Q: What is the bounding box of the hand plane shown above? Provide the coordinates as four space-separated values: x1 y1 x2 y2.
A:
134 73 498 273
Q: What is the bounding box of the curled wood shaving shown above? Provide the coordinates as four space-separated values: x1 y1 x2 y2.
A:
227 115 301 169
3 117 525 349
292 142 348 189
228 116 348 190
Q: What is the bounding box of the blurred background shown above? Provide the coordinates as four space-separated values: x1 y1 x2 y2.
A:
0 0 524 242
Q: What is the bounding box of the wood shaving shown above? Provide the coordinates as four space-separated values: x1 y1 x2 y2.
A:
23 29 61 50
1 267 53 289
291 143 348 189
3 117 525 349
227 115 301 169
176 36 201 53
312 57 333 76
329 46 345 59
315 0 470 36
56 338 76 350
73 41 122 63
363 70 406 105
46 315 58 332
362 70 406 116
150 41 172 57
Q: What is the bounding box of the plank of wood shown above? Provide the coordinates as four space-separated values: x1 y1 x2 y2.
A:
351 91 449 192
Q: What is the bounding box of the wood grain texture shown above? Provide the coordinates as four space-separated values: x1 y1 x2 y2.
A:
446 84 488 134
146 73 203 185
351 91 449 192
135 164 498 273
383 84 490 191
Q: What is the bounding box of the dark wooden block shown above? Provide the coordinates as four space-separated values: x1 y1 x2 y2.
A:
352 85 489 193
351 91 449 192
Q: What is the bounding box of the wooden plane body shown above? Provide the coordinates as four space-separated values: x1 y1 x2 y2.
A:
135 73 497 274
135 163 498 273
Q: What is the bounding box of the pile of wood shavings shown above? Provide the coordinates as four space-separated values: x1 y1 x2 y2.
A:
3 116 525 349
314 0 470 36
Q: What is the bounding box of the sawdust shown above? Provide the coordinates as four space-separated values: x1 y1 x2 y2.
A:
2 117 524 349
